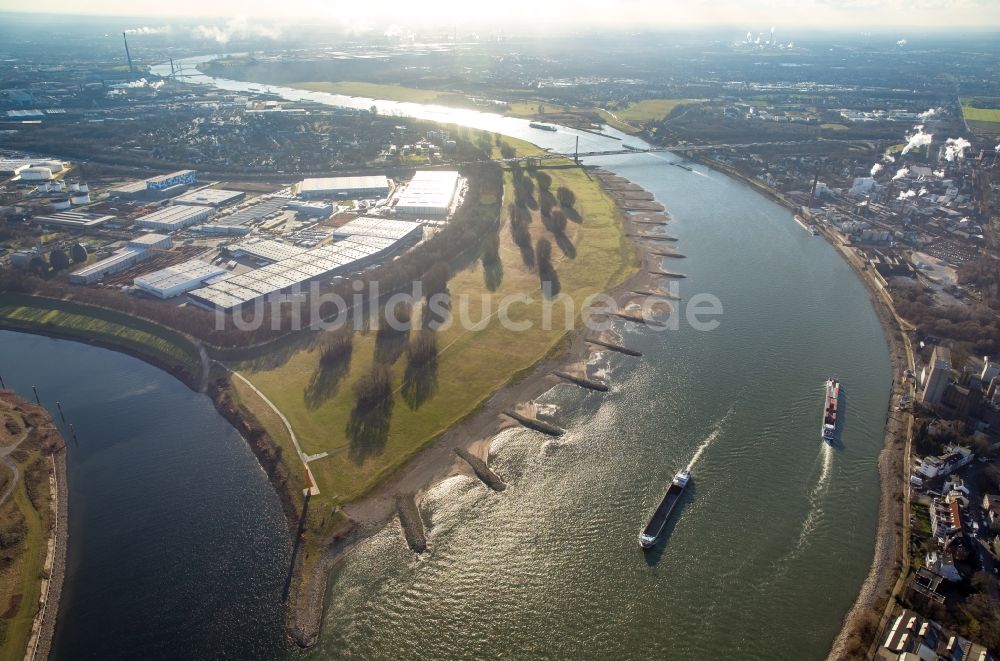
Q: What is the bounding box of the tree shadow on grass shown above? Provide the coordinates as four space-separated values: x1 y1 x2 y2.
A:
422 294 452 331
303 356 351 410
540 270 562 298
374 328 409 365
483 258 504 291
554 232 577 259
346 396 394 464
402 356 439 411
564 206 582 223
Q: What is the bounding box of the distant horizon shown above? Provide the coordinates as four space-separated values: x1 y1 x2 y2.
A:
0 0 999 33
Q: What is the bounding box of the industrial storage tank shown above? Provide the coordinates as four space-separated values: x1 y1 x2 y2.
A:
70 193 91 205
68 181 80 192
78 182 89 193
51 198 72 210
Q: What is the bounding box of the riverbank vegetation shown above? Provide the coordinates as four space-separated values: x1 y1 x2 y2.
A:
0 394 64 661
0 293 203 384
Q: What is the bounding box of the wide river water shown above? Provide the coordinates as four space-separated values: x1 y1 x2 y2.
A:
1 57 892 659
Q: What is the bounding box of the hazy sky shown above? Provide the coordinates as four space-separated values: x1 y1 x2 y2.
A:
1 0 998 30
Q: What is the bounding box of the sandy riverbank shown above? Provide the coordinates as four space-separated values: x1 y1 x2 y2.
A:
283 166 677 647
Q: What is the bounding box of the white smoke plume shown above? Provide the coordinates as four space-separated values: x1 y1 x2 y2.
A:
892 167 909 181
918 187 928 196
996 143 1000 152
933 169 945 178
195 16 281 44
901 127 933 155
896 39 907 46
883 154 896 164
917 108 937 120
898 190 917 200
871 163 883 176
125 26 168 35
942 137 972 162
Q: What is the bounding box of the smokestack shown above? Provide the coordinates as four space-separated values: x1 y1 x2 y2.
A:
169 57 175 76
122 32 134 74
808 171 819 208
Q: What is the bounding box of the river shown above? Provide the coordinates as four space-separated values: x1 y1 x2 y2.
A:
7 57 892 659
0 331 290 660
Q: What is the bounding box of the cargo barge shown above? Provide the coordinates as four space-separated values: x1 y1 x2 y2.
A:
822 378 840 441
528 122 557 131
639 469 690 549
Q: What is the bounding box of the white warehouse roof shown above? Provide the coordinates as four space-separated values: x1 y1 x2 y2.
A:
171 188 246 207
332 217 423 241
394 171 459 217
135 205 214 231
134 260 227 299
298 175 390 198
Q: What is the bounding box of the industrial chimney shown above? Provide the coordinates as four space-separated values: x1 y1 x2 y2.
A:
122 32 134 73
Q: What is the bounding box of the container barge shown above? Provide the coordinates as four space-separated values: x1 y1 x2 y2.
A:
822 378 840 441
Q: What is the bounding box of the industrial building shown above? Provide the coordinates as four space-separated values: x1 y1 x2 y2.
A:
230 238 307 263
69 247 151 284
206 197 287 230
286 200 333 217
146 170 197 191
134 260 227 299
394 170 460 216
332 217 423 243
172 188 246 208
128 233 172 250
135 205 215 232
297 175 390 200
189 234 407 312
109 170 198 200
31 210 116 229
190 222 252 236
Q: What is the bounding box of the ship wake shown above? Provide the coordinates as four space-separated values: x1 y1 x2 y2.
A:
685 404 735 473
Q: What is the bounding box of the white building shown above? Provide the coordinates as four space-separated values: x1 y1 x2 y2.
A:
128 233 173 251
916 445 973 480
69 248 150 284
135 205 215 232
134 260 227 299
394 170 460 217
332 217 423 243
297 175 390 199
171 188 246 207
921 346 952 404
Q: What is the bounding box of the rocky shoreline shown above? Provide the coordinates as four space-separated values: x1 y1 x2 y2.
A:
30 446 67 661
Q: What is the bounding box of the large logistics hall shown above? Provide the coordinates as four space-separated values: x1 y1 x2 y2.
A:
135 205 215 231
134 260 227 299
297 175 390 199
188 228 423 312
394 170 460 216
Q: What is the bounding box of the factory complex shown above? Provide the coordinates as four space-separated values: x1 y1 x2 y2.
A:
8 160 464 314
189 222 423 312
